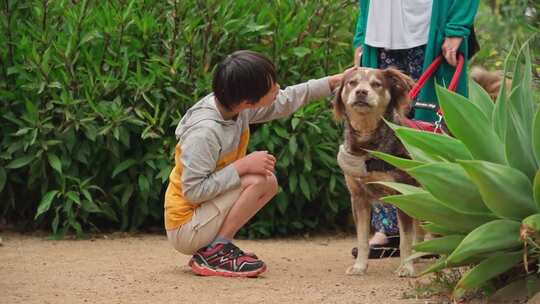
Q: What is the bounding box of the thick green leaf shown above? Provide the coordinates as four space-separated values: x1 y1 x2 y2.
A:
421 223 464 236
382 192 495 233
534 170 540 209
436 85 506 164
533 105 540 166
492 41 515 142
6 155 35 169
370 181 424 195
413 235 465 254
510 43 535 130
459 160 538 220
522 213 540 232
368 150 424 170
47 153 62 174
407 163 490 215
497 43 536 167
453 251 523 297
112 159 137 178
505 87 537 179
468 79 495 122
394 126 473 162
384 121 441 162
447 219 522 264
420 257 448 276
34 190 59 219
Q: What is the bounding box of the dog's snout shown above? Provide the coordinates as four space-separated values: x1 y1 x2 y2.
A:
356 89 368 97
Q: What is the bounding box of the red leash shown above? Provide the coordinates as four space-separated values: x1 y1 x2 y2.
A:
402 53 464 133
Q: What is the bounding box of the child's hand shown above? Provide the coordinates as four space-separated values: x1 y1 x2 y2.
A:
233 151 276 176
328 66 356 91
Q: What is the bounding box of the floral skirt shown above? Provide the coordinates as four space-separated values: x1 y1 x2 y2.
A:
378 45 425 81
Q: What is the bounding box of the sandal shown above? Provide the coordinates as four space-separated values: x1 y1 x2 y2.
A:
351 235 400 259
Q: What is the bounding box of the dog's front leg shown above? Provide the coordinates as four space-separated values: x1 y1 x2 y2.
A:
396 209 416 277
413 220 424 246
346 180 371 275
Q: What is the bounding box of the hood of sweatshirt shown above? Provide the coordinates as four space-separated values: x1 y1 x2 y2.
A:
174 94 238 140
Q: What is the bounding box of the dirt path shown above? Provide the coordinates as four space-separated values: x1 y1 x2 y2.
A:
1 233 436 304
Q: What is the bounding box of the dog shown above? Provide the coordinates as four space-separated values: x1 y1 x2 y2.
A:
470 66 508 101
332 67 421 277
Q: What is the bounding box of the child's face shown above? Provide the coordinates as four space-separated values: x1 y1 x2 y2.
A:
255 83 280 108
234 83 280 112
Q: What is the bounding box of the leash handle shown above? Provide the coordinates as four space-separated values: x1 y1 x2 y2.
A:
408 53 464 101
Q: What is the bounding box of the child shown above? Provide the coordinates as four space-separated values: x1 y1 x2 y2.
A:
164 50 344 277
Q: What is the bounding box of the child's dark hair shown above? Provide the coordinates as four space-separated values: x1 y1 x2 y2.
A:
213 50 277 110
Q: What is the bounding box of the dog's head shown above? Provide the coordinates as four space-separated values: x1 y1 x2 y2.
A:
332 67 414 121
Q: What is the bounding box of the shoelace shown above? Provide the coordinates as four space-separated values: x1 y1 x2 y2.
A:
219 243 245 259
229 244 245 259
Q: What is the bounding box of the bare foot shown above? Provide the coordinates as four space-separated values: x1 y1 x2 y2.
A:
368 232 388 246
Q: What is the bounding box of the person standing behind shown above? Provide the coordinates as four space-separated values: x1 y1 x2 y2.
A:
351 0 479 254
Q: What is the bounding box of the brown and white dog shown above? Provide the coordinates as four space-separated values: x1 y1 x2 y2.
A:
332 67 421 277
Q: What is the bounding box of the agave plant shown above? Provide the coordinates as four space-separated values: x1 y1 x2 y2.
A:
371 41 540 300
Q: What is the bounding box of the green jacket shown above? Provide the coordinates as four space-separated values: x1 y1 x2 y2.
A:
353 0 480 122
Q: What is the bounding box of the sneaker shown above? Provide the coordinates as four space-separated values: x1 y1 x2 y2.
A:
190 243 266 277
187 250 258 267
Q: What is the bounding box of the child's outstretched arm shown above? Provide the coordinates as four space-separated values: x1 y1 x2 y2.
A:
247 74 342 124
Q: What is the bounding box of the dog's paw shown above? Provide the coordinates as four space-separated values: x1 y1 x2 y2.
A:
395 263 416 277
346 264 367 276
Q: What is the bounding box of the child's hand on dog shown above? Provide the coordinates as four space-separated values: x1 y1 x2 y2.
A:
329 67 357 90
233 151 276 176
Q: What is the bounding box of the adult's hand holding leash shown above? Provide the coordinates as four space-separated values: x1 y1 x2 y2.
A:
441 37 463 67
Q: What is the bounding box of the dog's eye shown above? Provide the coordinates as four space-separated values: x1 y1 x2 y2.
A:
348 80 358 86
371 81 382 89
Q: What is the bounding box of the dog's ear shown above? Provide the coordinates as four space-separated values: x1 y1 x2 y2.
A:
383 68 414 117
331 73 347 121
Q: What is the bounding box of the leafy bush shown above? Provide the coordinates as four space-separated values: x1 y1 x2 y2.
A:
0 0 356 237
473 0 539 70
375 42 540 300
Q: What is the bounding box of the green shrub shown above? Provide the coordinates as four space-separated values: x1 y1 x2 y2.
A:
0 0 356 237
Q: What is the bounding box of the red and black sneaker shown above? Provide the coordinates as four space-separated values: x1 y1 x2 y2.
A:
190 243 266 277
188 249 258 267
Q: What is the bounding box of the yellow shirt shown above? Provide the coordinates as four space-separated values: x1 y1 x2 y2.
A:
164 129 249 230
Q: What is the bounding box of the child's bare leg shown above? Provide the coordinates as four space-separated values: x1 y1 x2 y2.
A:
217 174 278 239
